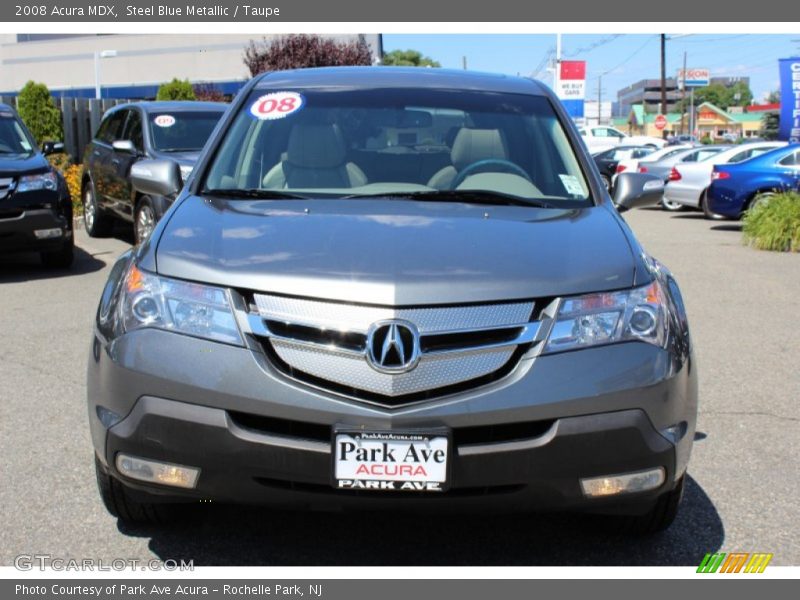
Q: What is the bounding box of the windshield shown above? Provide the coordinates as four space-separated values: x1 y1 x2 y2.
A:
149 111 223 152
0 114 35 156
202 87 592 207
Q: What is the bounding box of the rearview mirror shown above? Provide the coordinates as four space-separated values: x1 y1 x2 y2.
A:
112 140 137 155
41 141 64 155
613 172 664 213
130 159 182 198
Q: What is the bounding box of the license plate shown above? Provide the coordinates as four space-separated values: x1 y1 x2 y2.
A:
333 430 449 493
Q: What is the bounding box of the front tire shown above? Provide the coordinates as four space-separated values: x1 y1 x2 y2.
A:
40 235 74 269
95 456 175 525
622 476 684 535
83 183 113 237
134 196 157 245
748 192 774 214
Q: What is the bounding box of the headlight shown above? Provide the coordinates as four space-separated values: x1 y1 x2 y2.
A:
544 281 667 352
119 264 243 345
17 171 58 193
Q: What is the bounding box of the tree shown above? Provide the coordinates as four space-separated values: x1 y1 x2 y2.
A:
156 78 196 101
761 112 780 140
766 89 781 104
16 81 62 144
381 49 440 68
726 81 753 108
193 84 227 103
244 34 373 77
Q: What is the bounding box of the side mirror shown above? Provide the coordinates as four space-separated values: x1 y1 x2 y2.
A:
613 172 664 213
112 139 137 155
130 159 182 198
41 141 65 155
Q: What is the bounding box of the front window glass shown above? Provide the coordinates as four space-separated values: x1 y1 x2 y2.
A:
0 115 34 156
203 87 591 206
149 111 223 152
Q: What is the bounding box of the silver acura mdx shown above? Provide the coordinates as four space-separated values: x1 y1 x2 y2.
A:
88 67 697 534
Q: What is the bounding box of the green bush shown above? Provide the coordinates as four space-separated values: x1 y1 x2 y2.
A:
156 78 196 101
742 192 800 252
16 81 63 144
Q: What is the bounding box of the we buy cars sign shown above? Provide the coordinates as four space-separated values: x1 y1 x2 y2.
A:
557 60 586 118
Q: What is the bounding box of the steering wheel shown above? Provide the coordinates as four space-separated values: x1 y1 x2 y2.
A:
450 159 532 190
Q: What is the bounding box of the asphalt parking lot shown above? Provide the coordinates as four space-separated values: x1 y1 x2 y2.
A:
1 207 798 567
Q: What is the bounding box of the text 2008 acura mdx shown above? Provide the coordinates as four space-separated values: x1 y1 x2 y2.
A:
88 68 697 533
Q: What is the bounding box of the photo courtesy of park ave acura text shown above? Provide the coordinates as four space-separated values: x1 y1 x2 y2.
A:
0 6 798 576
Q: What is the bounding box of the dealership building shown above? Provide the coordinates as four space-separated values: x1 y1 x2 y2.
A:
0 33 383 98
616 76 751 116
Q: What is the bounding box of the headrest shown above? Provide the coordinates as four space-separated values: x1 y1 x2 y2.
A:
451 128 508 171
286 124 347 169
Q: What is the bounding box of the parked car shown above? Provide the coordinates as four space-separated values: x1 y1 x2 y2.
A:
614 144 694 185
89 67 697 534
579 125 667 153
592 145 657 191
81 101 227 244
666 134 699 146
636 145 730 210
663 142 786 218
706 144 800 219
0 103 73 267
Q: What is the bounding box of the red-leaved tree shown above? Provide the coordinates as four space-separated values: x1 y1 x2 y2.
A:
243 34 373 77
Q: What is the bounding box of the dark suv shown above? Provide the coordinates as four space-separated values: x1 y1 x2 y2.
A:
81 101 226 244
0 103 73 268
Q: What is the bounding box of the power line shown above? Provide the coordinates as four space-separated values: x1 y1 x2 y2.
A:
589 34 658 81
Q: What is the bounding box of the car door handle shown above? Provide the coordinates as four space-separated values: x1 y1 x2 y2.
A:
93 150 101 157
111 158 121 165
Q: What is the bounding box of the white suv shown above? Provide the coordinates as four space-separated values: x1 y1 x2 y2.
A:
580 126 666 153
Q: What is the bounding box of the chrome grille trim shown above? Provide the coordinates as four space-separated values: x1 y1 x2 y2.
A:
238 294 540 399
252 294 534 333
0 177 14 200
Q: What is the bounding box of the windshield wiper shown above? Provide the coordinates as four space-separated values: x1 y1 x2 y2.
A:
341 190 555 208
204 188 308 200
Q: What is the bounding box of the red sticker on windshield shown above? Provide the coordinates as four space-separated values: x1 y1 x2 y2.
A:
154 115 176 127
249 92 305 120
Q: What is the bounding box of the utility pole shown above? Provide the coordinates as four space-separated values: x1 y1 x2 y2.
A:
660 34 667 138
462 56 467 70
555 33 562 91
597 75 602 126
680 51 687 135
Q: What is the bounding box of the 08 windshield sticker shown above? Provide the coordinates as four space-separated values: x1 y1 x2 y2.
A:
153 115 176 128
249 92 305 120
559 174 585 196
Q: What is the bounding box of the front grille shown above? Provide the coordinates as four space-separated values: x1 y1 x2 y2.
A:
228 410 555 449
0 177 14 200
238 293 542 406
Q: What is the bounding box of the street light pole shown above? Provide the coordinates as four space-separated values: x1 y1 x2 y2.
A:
94 49 118 99
660 34 667 138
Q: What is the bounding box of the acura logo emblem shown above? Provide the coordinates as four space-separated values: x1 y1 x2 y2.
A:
366 320 421 373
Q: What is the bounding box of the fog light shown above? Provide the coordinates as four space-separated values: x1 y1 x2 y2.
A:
580 467 665 498
116 454 200 489
34 228 63 239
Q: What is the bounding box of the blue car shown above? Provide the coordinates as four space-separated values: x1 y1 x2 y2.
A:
706 144 800 218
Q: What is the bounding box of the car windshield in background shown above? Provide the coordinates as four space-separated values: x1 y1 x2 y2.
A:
203 88 592 206
148 111 223 152
0 114 34 156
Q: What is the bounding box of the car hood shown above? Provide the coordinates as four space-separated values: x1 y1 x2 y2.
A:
0 152 49 177
154 197 637 305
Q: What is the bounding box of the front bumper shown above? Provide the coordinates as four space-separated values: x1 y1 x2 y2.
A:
0 208 72 253
88 328 698 513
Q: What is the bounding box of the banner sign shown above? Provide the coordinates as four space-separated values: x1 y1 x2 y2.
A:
557 60 586 119
779 57 800 142
677 68 710 89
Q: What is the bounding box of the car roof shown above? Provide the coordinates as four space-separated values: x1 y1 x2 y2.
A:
111 101 228 113
254 66 548 95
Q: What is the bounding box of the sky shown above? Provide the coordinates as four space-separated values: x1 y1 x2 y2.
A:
382 34 800 107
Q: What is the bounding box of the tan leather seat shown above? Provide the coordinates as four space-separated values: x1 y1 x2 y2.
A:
263 124 367 189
